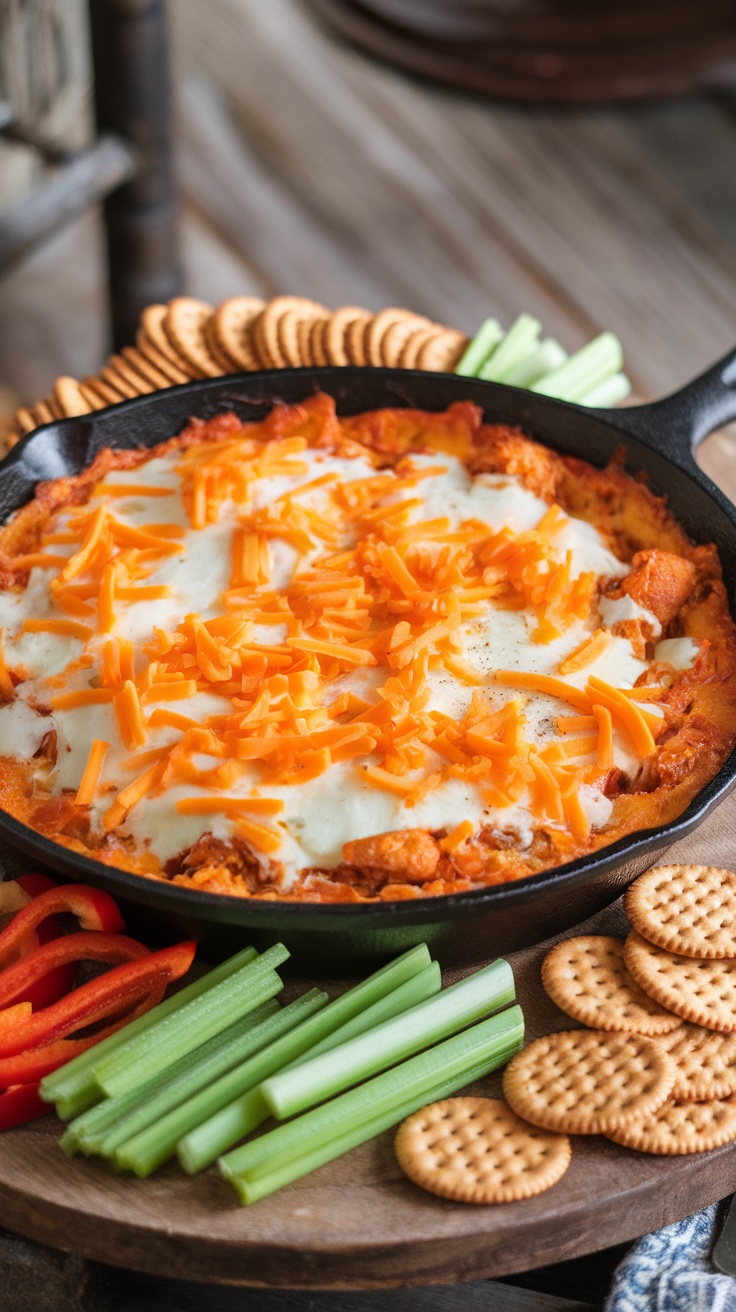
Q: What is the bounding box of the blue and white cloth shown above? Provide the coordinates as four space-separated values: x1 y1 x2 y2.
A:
606 1204 736 1312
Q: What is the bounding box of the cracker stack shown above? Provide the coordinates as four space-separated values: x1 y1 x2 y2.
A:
6 295 469 450
395 863 736 1205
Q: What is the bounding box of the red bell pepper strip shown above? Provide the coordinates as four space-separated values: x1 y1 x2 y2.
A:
0 1081 48 1130
0 978 170 1087
0 873 59 919
0 937 196 1063
16 874 59 899
0 931 149 1011
0 884 124 969
7 875 77 1008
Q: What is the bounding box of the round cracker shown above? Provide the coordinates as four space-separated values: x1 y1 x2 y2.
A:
106 355 155 395
212 296 264 371
203 315 236 375
78 381 111 411
252 296 326 369
81 376 126 407
395 1097 571 1204
14 406 37 435
416 328 468 373
372 310 430 364
365 308 426 367
32 401 55 426
605 1094 736 1155
100 362 144 399
53 376 91 418
625 864 736 959
121 346 174 392
135 330 192 384
624 930 736 1033
541 936 681 1035
277 302 329 368
399 325 441 369
309 315 330 367
140 305 199 375
164 297 221 377
654 1022 736 1102
502 1030 675 1135
345 313 376 367
324 306 370 366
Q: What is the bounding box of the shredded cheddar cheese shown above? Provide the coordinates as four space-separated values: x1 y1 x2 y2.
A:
0 394 726 902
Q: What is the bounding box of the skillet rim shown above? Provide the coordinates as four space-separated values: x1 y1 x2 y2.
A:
0 364 735 927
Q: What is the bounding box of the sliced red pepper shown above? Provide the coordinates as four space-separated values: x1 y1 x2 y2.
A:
0 883 124 970
0 931 149 1011
0 1081 48 1130
0 937 196 1065
0 978 170 1087
0 875 76 1007
16 874 59 899
0 873 59 919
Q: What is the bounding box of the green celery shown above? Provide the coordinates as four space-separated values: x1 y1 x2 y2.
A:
530 331 623 402
504 338 568 389
61 998 280 1156
262 958 514 1120
115 945 432 1177
41 945 259 1119
93 945 289 1098
228 1046 520 1205
83 995 325 1157
92 991 327 1167
478 314 540 382
177 1086 269 1175
580 372 632 408
454 318 502 376
220 1005 524 1183
288 962 441 1067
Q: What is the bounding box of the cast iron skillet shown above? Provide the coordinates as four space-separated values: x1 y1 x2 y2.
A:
1 358 736 971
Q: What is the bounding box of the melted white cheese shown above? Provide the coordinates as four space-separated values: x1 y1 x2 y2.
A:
0 444 676 883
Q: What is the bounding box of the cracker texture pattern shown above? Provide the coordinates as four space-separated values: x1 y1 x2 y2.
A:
625 864 736 959
541 936 681 1035
624 930 736 1033
653 1023 736 1102
395 1097 571 1203
605 1094 736 1155
502 1030 675 1135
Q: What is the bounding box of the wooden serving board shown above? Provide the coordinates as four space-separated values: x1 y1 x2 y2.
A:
1 794 736 1290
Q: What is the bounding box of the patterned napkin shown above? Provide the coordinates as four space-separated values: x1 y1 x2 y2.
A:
606 1205 736 1312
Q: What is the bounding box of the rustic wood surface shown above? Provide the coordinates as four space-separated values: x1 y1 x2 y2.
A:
2 0 736 1298
1 789 736 1290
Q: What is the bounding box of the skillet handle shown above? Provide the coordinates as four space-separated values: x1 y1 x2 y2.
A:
588 346 736 473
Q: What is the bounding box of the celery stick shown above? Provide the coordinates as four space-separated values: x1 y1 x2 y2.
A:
93 946 289 1098
116 946 432 1177
504 338 568 389
94 990 327 1164
228 1045 520 1205
220 1006 524 1182
262 958 514 1120
177 1087 269 1175
454 317 503 377
288 962 440 1067
42 945 259 1118
61 999 280 1156
580 372 632 408
531 331 623 402
478 314 540 383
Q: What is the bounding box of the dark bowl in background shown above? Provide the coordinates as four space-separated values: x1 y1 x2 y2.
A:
309 0 736 104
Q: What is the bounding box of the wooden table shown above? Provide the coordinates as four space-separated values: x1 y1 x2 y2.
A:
2 1 736 1302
